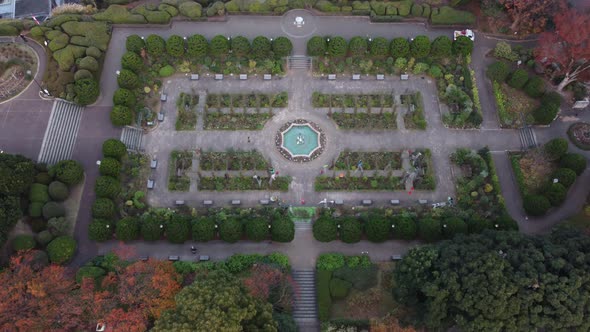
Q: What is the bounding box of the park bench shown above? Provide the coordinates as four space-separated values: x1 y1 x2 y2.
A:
391 255 403 261
352 74 361 80
139 256 149 261
260 199 270 205
376 74 385 80
328 74 336 80
157 113 164 122
231 200 241 205
150 158 158 169
147 179 154 189
239 74 247 80
190 74 199 80
199 255 210 262
334 199 344 205
401 74 409 80
264 74 272 80
390 199 400 205
160 93 167 102
175 200 185 206
215 74 223 80
168 255 180 261
362 199 372 205
203 200 213 206
418 199 428 204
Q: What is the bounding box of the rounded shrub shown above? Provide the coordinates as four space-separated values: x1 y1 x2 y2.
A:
307 36 327 56
88 219 113 242
146 34 166 56
12 234 36 251
329 278 352 300
369 37 389 57
271 216 294 242
453 36 474 56
192 216 216 241
115 216 139 241
542 91 562 108
94 176 121 199
99 158 121 178
551 168 577 188
560 153 587 175
390 37 410 58
410 35 430 58
47 217 69 236
328 37 347 57
348 36 368 56
442 217 467 238
187 34 208 57
28 202 44 218
251 36 272 59
74 69 93 81
86 46 102 59
117 69 139 89
272 36 293 57
48 181 69 201
219 217 242 243
140 215 164 241
545 182 567 206
209 35 230 57
523 194 551 216
486 61 510 82
110 105 134 126
126 34 145 53
113 88 136 108
46 235 76 264
166 35 185 57
430 36 452 58
29 183 49 203
179 1 202 18
245 218 269 242
158 65 175 77
121 51 144 73
230 36 250 57
79 56 99 72
524 76 545 98
42 202 65 220
92 198 116 218
102 139 127 160
418 217 441 242
74 78 99 105
166 214 191 243
532 103 559 125
313 216 338 242
31 218 47 233
393 215 417 240
36 230 54 247
35 172 52 185
507 69 529 89
339 217 362 243
544 138 569 161
365 215 391 242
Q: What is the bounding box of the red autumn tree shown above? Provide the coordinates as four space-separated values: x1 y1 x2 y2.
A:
498 0 566 33
535 9 590 91
243 264 296 312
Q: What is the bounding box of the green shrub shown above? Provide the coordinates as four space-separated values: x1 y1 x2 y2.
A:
245 218 269 242
542 91 562 108
210 35 230 57
62 21 111 51
102 139 127 160
493 41 517 61
392 215 417 240
330 277 352 299
36 230 54 247
348 36 368 56
28 202 44 218
79 56 99 72
251 36 272 59
413 62 429 74
139 215 163 241
390 37 409 58
418 217 441 242
166 35 185 57
0 24 19 36
272 36 293 58
307 36 327 56
192 216 216 241
273 312 297 332
225 254 263 273
74 69 93 81
430 36 452 58
532 103 558 125
165 214 191 243
42 202 65 220
113 88 136 108
430 6 475 25
12 234 36 251
508 69 529 89
544 138 569 161
179 1 202 18
328 37 348 57
551 168 577 188
159 65 175 77
53 45 86 71
117 69 139 89
560 153 587 175
230 36 250 56
126 34 145 53
486 61 510 82
50 160 84 186
271 216 294 242
206 1 225 17
317 270 332 322
48 181 69 201
99 158 121 178
545 182 567 206
364 215 391 242
453 36 473 56
159 3 179 16
523 195 551 216
76 266 106 284
219 217 242 243
317 253 345 271
48 32 69 52
35 172 52 185
369 37 389 57
93 5 147 24
428 65 443 78
442 217 467 238
144 10 171 24
46 236 76 264
411 3 423 16
88 219 113 242
74 78 99 105
94 176 121 199
523 76 545 98
410 36 430 58
316 0 340 12
313 216 338 242
121 51 144 73
187 34 208 57
339 217 362 243
115 216 139 241
110 105 134 126
29 183 50 203
30 218 47 233
265 252 290 270
146 34 166 56
92 198 116 218
47 217 69 237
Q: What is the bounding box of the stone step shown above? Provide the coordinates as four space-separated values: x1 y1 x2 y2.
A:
120 126 144 152
292 269 318 327
38 100 84 165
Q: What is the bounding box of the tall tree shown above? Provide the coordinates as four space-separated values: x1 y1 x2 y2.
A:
243 264 296 312
535 9 590 91
498 0 566 33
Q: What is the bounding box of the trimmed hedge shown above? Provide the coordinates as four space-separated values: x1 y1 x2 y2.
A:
508 69 529 89
523 76 545 98
486 61 510 82
329 277 352 299
50 160 84 186
230 36 250 56
46 236 77 264
560 153 587 175
140 215 164 241
251 36 272 59
126 34 145 53
339 217 362 243
113 88 136 108
348 36 368 56
544 138 568 161
192 216 216 241
317 270 333 322
47 217 69 237
551 168 577 188
271 216 295 242
29 183 50 203
219 217 242 243
307 36 327 56
102 139 127 160
167 214 191 243
110 105 134 126
48 181 69 201
245 218 269 242
369 37 389 57
313 216 338 242
42 202 66 220
328 37 347 57
115 216 139 241
365 215 391 242
166 35 185 57
92 198 116 219
121 51 144 73
523 195 551 216
99 158 122 178
187 34 208 57
146 34 166 56
545 183 566 206
272 36 293 57
392 215 417 240
210 35 230 57
88 219 113 242
430 6 476 25
74 78 99 105
94 176 121 199
418 217 441 242
430 35 452 58
390 37 410 58
117 69 139 89
76 266 106 285
442 217 467 238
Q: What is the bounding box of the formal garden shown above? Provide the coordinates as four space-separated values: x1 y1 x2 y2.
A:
0 43 38 101
175 91 199 130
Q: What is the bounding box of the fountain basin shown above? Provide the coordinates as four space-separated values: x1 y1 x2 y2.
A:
276 119 325 162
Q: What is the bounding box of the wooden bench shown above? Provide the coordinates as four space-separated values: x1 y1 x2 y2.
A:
263 74 272 80
239 74 247 80
175 200 185 206
391 255 402 261
199 255 210 261
160 93 167 102
150 159 158 169
418 199 428 204
390 199 400 205
147 179 154 189
168 255 180 261
334 199 344 205
362 199 372 206
157 113 164 122
259 199 270 205
215 74 223 80
231 200 241 205
190 74 199 80
376 74 385 80
328 74 336 80
203 200 213 206
352 74 361 80
401 74 409 80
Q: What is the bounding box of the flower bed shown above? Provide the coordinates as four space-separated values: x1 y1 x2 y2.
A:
168 150 192 191
568 122 590 150
175 92 199 131
334 151 402 170
199 150 268 171
312 93 393 109
198 175 291 191
315 175 403 191
206 92 288 109
330 112 397 130
204 112 272 130
401 91 427 130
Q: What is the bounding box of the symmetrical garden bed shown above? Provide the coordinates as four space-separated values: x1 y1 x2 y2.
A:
401 91 427 130
199 150 269 171
315 175 403 191
175 92 199 131
330 112 397 130
204 112 272 130
312 93 393 109
334 151 402 170
198 175 291 191
168 150 193 191
206 92 288 109
568 122 590 150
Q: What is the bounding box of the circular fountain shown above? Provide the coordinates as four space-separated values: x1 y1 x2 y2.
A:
276 119 325 162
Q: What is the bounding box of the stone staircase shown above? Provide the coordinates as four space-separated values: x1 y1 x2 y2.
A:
37 100 84 165
294 221 313 230
292 270 319 331
288 56 312 70
518 126 538 151
120 126 144 152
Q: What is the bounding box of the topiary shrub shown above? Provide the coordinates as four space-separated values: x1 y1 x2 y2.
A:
532 103 559 125
313 216 338 242
79 56 99 72
166 214 191 243
12 234 36 251
559 153 587 175
86 46 102 59
507 69 529 89
486 61 510 82
329 277 352 299
187 34 208 57
390 37 410 59
219 217 242 243
209 35 230 57
271 216 295 242
158 65 175 77
551 168 577 188
365 215 391 242
442 217 467 238
369 37 389 57
418 217 441 242
144 10 171 24
46 235 76 264
166 35 185 57
392 215 417 240
544 138 568 161
29 202 44 218
430 35 452 58
307 36 327 56
339 217 362 243
251 36 272 59
245 218 269 242
36 230 54 247
453 35 473 56
523 76 545 98
88 219 113 242
92 198 116 218
74 78 99 105
126 34 145 53
272 36 293 58
117 69 139 89
545 182 567 206
348 36 368 56
99 158 121 178
113 88 136 108
192 216 216 241
94 176 121 199
42 202 65 220
410 35 430 58
230 36 250 57
29 183 50 203
110 105 134 126
102 139 127 160
115 216 139 241
35 172 52 185
48 181 69 201
47 217 70 236
523 194 551 216
328 37 347 57
121 51 144 73
179 1 202 18
146 34 166 56
74 69 93 81
140 215 163 241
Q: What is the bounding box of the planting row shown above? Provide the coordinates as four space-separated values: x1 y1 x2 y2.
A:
200 150 269 171
312 92 394 108
206 92 288 109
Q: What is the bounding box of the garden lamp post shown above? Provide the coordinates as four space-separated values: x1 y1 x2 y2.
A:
116 70 120 76
26 70 49 96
